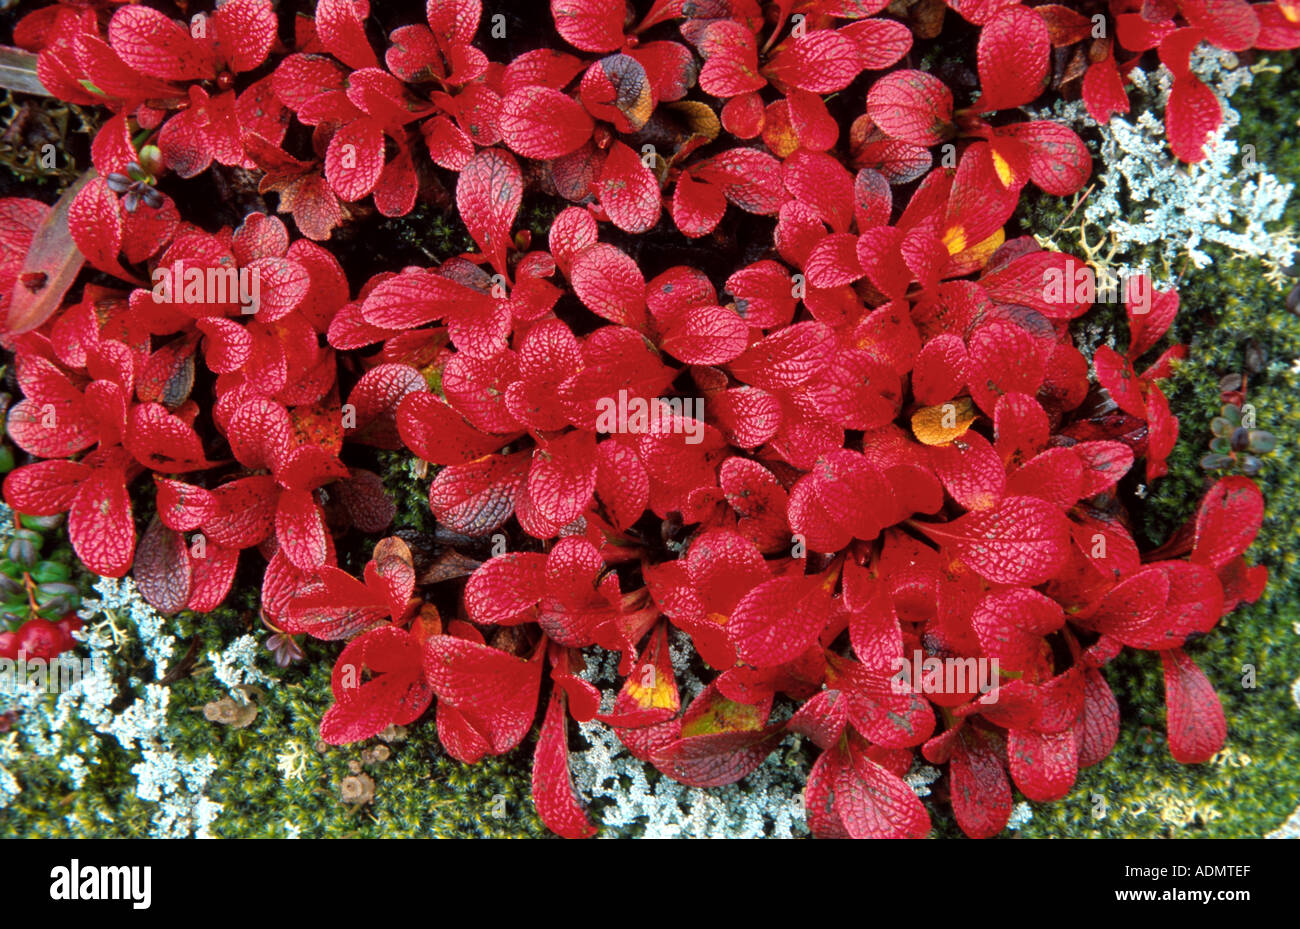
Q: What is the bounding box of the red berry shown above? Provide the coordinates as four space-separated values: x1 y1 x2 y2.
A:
57 614 83 649
0 631 18 660
17 618 65 661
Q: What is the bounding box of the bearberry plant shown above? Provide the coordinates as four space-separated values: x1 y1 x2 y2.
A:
1 0 1288 838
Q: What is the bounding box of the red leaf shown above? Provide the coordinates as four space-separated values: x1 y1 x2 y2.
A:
977 6 1050 111
1082 55 1130 124
1006 727 1078 801
950 727 1011 838
457 148 522 276
3 460 89 515
595 441 649 531
834 737 931 838
1000 121 1090 196
315 0 379 70
595 141 661 234
570 242 647 329
325 118 386 201
927 495 1071 586
660 304 747 364
275 488 328 571
70 466 135 578
766 30 863 93
499 86 594 159
551 0 625 53
528 430 598 527
729 320 834 389
929 431 1005 511
108 4 213 81
1161 648 1226 763
429 453 529 536
1192 476 1264 569
729 573 834 667
867 70 954 146
725 260 797 328
134 517 191 615
346 363 426 448
532 688 597 838
1166 74 1222 163
424 634 543 754
397 392 506 465
464 551 548 624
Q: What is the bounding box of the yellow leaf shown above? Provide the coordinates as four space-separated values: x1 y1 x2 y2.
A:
911 397 977 445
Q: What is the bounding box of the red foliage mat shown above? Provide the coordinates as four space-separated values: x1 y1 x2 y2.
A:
1 0 1287 838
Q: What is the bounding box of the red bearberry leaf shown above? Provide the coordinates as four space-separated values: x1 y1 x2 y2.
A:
134 517 192 615
532 688 597 839
424 634 544 754
346 363 426 449
966 321 1046 415
950 726 1011 838
929 431 1005 511
1166 74 1222 163
499 86 595 159
867 70 954 146
1192 476 1264 570
834 738 932 838
1000 121 1091 196
729 320 834 389
570 243 647 329
595 440 649 531
551 0 625 53
397 392 506 465
1161 648 1226 763
108 4 213 81
766 30 863 93
464 551 548 624
977 6 1050 111
315 0 379 70
660 304 748 364
925 495 1071 586
457 148 522 277
788 451 891 552
70 466 134 578
529 430 598 526
595 141 662 234
429 453 529 536
1078 668 1120 767
1007 726 1078 801
3 460 89 515
275 488 328 571
729 573 835 667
